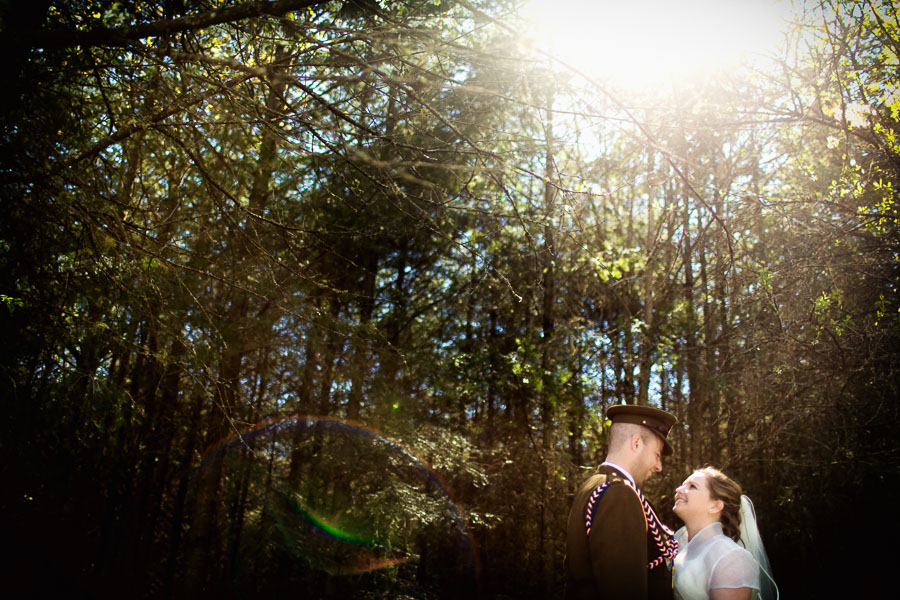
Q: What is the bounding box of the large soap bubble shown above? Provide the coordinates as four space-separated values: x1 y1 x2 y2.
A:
180 416 478 599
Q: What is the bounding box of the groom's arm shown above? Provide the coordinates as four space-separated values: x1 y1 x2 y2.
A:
589 483 648 599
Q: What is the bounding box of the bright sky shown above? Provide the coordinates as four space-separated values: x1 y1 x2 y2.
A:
523 0 796 86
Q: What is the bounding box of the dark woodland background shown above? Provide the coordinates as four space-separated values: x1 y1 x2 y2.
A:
1 1 899 598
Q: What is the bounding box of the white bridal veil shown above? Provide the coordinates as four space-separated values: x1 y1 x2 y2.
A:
738 495 779 600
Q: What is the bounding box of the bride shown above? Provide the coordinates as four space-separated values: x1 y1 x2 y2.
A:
672 467 777 600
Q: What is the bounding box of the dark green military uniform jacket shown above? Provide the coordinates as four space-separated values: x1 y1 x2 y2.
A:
565 465 673 600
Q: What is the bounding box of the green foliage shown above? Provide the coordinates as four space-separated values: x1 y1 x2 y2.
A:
0 293 23 311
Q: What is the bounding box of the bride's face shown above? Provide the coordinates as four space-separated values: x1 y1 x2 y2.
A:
673 472 718 521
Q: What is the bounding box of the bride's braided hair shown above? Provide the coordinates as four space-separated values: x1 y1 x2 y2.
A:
699 466 743 542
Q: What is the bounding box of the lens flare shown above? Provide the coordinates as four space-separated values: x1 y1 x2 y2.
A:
184 416 478 595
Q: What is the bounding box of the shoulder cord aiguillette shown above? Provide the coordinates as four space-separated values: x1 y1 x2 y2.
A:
584 480 679 570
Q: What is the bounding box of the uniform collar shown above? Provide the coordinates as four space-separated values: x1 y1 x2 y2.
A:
601 461 636 486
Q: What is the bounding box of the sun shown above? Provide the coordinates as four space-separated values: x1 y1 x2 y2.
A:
523 0 794 87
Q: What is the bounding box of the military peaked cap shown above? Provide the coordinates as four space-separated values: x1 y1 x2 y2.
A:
607 404 677 456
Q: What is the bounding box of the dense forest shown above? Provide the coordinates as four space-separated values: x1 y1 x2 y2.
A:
1 1 898 598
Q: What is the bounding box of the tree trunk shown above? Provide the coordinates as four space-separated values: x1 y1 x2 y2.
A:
182 48 288 593
683 190 704 467
638 150 657 406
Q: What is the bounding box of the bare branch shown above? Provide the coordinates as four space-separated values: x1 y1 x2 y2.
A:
6 0 329 51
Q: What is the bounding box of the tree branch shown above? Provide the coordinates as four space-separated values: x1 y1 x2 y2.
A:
6 0 329 50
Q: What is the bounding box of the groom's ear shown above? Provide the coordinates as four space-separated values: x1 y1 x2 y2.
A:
630 433 642 452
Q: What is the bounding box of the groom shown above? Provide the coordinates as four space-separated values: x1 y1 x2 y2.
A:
565 404 677 600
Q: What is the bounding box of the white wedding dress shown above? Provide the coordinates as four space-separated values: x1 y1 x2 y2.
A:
673 522 760 600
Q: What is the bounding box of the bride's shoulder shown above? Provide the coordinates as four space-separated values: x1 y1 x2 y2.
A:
713 535 752 556
713 539 759 573
705 534 755 563
707 542 761 591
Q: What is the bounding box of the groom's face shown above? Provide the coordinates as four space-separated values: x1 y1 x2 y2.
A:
634 433 664 485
